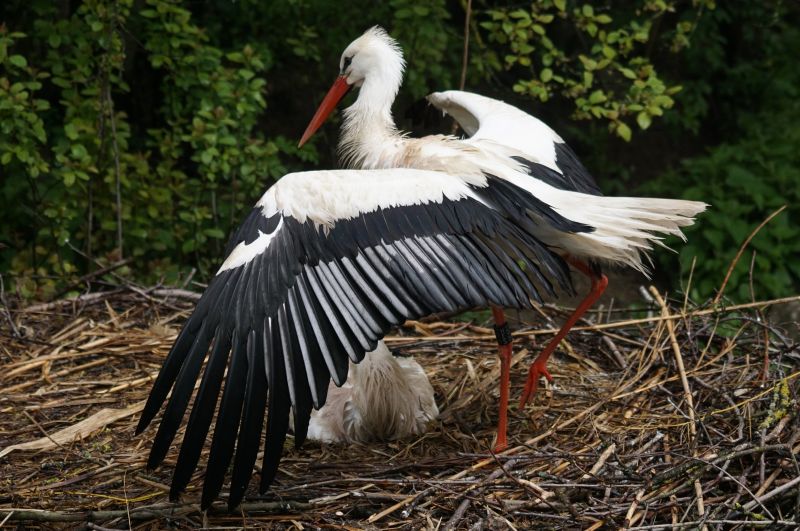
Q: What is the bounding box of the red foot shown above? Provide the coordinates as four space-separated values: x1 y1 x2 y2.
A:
493 438 508 453
519 360 553 408
517 256 607 409
491 307 512 453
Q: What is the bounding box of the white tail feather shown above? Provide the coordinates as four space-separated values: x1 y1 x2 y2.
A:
466 150 708 275
544 193 707 275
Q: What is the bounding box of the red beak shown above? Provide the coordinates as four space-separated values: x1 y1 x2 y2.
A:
298 75 352 147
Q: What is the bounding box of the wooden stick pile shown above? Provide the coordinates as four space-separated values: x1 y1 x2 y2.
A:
1 288 798 529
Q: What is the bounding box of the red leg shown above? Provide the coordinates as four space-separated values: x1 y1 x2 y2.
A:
491 307 512 452
519 257 609 408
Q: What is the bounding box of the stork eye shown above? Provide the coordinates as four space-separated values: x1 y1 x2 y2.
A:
342 56 353 72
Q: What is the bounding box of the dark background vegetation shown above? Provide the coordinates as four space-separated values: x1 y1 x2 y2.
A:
1 0 798 302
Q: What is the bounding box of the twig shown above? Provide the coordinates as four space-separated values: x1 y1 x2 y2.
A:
458 0 472 91
0 273 21 337
713 205 787 305
581 443 616 480
0 501 311 523
443 460 518 531
740 474 800 512
87 523 126 531
628 520 800 530
54 259 132 299
450 0 472 136
651 444 791 486
382 295 800 343
104 22 124 260
650 287 706 525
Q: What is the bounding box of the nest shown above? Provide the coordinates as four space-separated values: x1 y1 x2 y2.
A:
1 286 799 530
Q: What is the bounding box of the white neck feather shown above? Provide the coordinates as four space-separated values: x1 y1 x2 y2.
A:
338 49 406 169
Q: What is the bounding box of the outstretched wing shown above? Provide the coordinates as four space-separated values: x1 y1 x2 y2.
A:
136 168 576 510
427 90 603 196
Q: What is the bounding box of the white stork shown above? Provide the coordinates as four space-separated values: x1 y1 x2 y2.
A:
137 167 575 509
298 26 707 437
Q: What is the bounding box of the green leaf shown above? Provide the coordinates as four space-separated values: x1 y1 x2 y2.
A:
9 55 28 68
64 123 79 140
589 90 607 104
70 144 88 160
617 122 632 142
636 111 652 130
578 55 597 70
540 68 553 82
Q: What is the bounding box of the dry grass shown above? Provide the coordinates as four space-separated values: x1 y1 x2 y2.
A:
1 287 799 530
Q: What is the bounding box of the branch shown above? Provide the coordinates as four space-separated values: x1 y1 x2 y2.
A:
714 205 787 305
0 500 311 523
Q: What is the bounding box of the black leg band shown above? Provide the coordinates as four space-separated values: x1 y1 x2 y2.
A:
493 322 513 346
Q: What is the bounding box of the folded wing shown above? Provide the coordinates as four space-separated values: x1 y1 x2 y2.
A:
427 90 603 195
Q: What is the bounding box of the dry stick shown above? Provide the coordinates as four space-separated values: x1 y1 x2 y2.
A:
649 286 707 530
623 488 645 529
443 462 514 531
54 259 131 300
628 520 800 530
0 501 311 524
23 290 125 313
5 358 109 393
365 402 606 524
713 205 787 305
104 25 124 259
21 409 67 454
0 274 21 337
458 0 472 91
581 443 616 480
20 287 200 315
449 0 472 136
382 295 800 344
650 444 791 487
741 474 800 513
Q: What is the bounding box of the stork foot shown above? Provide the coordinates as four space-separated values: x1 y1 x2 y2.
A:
519 360 553 408
493 437 509 453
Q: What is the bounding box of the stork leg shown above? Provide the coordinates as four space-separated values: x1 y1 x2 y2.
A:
519 257 609 408
491 306 513 452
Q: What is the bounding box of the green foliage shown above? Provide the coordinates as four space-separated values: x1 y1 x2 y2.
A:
391 0 456 99
1 0 798 304
647 105 800 301
0 0 307 298
478 1 714 141
642 1 800 301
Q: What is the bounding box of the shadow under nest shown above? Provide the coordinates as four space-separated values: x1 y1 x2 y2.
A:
1 288 799 530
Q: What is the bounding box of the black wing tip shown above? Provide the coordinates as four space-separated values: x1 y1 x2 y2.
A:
135 403 161 435
227 490 246 512
168 486 183 503
134 418 149 436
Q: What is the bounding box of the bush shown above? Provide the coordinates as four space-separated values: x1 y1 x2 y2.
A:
642 1 800 300
0 0 312 298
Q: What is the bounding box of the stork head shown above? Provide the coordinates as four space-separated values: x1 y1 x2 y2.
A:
299 26 405 147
